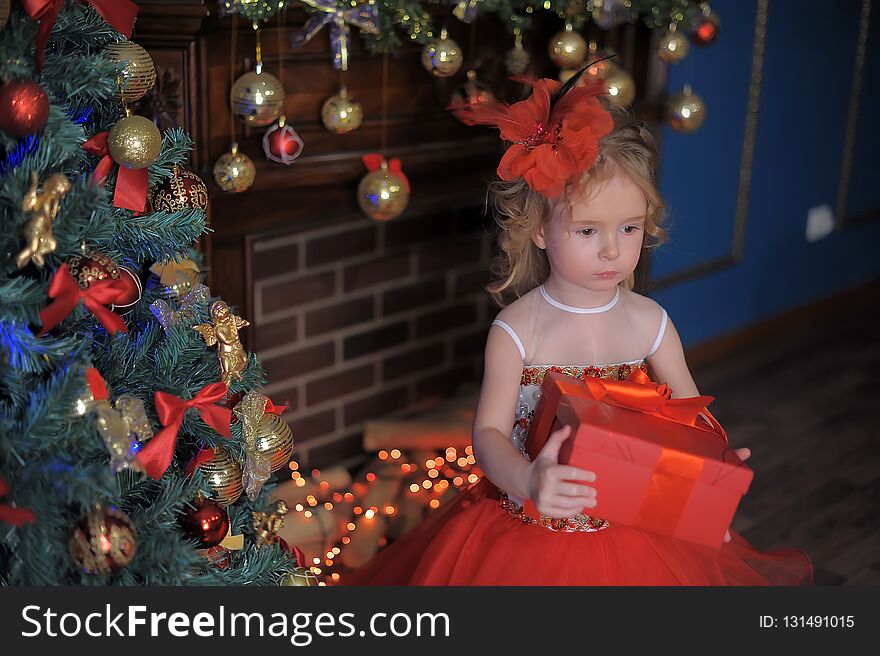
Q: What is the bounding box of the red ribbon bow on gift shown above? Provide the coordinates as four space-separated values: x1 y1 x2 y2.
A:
579 367 727 444
0 476 36 527
362 154 411 192
38 263 128 335
21 0 138 73
136 383 233 480
83 131 149 212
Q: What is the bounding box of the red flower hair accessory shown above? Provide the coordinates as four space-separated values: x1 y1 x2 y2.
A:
450 67 615 198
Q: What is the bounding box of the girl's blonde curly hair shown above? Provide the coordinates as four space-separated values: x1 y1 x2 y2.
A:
486 100 669 307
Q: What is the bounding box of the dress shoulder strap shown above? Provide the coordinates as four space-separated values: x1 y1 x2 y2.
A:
491 319 526 361
646 307 668 358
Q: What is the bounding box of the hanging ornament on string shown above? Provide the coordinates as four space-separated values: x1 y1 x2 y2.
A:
263 10 304 164
452 0 478 24
604 62 636 107
214 142 256 192
358 154 410 222
321 86 362 134
16 172 70 269
231 22 285 127
216 16 257 192
151 165 209 213
108 110 162 169
289 0 379 71
104 40 157 103
70 504 137 575
453 70 493 113
657 22 689 63
421 28 464 78
253 411 294 473
690 3 720 47
506 28 530 76
187 446 243 506
549 23 587 69
667 84 706 132
0 79 49 137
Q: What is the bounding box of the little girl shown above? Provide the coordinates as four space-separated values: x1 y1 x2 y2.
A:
344 71 815 585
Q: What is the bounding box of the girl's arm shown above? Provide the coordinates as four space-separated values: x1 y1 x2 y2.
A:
645 314 701 399
471 324 534 501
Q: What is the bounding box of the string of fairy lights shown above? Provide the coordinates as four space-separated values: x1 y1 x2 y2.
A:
284 444 480 583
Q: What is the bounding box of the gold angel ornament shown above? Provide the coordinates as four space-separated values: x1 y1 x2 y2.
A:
193 300 250 386
16 172 72 268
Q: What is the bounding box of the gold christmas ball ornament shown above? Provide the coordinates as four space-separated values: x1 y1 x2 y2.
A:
107 113 162 169
1 0 10 31
231 69 285 127
506 32 530 75
549 24 587 69
357 162 410 222
280 567 320 586
104 41 157 102
320 86 362 134
421 28 464 78
70 505 138 575
657 25 689 64
604 64 636 107
254 412 294 473
213 143 256 193
199 446 244 506
667 84 706 133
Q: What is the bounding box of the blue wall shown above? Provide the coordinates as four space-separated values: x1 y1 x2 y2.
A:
649 0 879 347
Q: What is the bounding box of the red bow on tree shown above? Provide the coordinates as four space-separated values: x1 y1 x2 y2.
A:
20 0 138 73
38 263 128 336
83 131 149 213
0 476 36 526
361 154 410 192
136 383 233 480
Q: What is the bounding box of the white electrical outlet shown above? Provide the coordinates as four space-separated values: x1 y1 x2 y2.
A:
805 204 834 242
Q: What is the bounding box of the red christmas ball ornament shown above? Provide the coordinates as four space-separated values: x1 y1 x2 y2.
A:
151 166 210 213
69 505 138 575
66 251 142 315
690 10 720 47
180 496 230 548
0 79 50 138
262 116 304 165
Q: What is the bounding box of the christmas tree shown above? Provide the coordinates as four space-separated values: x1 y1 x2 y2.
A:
0 1 307 585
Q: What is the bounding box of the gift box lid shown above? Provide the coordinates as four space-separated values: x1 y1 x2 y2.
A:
557 396 753 494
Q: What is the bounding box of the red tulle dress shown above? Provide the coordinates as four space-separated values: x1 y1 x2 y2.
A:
343 358 815 586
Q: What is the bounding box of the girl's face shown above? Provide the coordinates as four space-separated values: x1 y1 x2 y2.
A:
533 160 647 293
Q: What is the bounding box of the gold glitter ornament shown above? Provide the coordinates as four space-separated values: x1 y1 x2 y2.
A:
231 70 285 127
280 567 320 586
213 143 256 193
254 412 294 473
320 86 362 134
357 161 409 222
667 84 706 133
104 41 157 102
604 64 636 107
421 28 464 78
549 24 587 69
657 24 689 64
199 446 244 506
70 505 137 574
107 111 162 169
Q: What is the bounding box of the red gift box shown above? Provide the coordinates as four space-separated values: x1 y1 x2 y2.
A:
525 370 753 549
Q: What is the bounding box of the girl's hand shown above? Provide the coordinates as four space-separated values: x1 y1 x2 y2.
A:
723 447 752 543
526 424 598 518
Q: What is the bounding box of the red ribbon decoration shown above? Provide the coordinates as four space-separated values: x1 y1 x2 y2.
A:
83 131 149 212
293 545 306 569
86 366 109 401
136 383 232 480
579 367 728 444
362 154 411 192
38 263 128 335
20 0 138 73
264 399 288 415
0 476 36 527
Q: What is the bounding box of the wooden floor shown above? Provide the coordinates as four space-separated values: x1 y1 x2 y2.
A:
690 299 879 586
